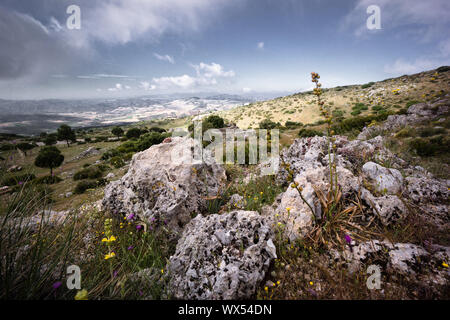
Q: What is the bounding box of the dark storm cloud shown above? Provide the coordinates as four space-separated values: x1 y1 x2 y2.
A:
0 6 76 79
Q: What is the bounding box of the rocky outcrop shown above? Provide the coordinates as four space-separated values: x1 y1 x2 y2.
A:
72 147 100 161
167 210 276 300
102 137 226 234
358 96 449 140
273 130 449 233
339 240 450 287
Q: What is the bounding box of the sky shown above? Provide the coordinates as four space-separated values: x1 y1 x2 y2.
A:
0 0 449 100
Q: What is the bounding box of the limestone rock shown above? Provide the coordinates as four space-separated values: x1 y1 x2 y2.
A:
72 147 100 161
168 210 276 300
102 137 226 234
362 161 403 194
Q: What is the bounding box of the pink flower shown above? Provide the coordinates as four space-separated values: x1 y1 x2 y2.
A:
52 281 62 290
345 234 352 244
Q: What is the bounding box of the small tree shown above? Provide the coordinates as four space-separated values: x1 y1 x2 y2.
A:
205 115 225 128
126 128 142 139
44 134 57 146
34 146 64 176
57 124 76 147
112 127 124 140
16 142 36 156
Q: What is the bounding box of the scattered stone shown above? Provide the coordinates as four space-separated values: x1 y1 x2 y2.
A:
105 173 115 180
72 147 100 161
7 165 22 172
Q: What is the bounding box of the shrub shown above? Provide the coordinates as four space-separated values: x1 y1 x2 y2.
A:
395 127 413 138
136 132 169 151
361 82 375 89
111 126 124 139
298 128 323 138
126 128 142 139
285 121 303 128
110 156 125 168
101 148 120 161
406 100 421 108
205 115 225 128
74 180 98 194
1 173 36 186
116 141 138 154
259 119 279 130
148 127 166 133
409 138 439 157
418 127 446 137
0 144 14 151
73 166 104 181
332 113 393 134
34 175 63 185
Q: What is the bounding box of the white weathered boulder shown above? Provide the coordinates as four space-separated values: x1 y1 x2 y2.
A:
342 240 450 286
360 188 407 225
362 161 404 194
102 136 226 233
168 210 276 300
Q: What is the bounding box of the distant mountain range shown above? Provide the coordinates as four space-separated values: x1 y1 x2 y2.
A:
0 92 289 135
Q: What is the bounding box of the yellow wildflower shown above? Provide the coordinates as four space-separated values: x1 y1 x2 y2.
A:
443 262 449 268
74 289 88 300
309 281 314 286
104 252 116 260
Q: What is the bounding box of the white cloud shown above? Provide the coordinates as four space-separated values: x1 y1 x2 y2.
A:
257 42 264 50
384 58 448 75
82 0 238 45
154 53 175 64
107 83 124 91
152 75 197 89
147 62 235 90
242 87 252 93
77 74 132 80
139 81 156 91
192 62 235 78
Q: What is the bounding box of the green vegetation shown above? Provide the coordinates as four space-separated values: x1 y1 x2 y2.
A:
34 146 64 176
57 124 76 147
298 128 323 138
111 127 124 139
361 82 375 89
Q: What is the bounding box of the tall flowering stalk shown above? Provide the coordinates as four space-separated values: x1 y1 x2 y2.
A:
311 72 338 202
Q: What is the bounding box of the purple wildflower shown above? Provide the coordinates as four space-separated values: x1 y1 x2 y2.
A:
113 270 119 278
127 245 134 251
136 225 142 230
345 234 352 244
127 213 135 221
52 281 62 290
18 181 23 185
